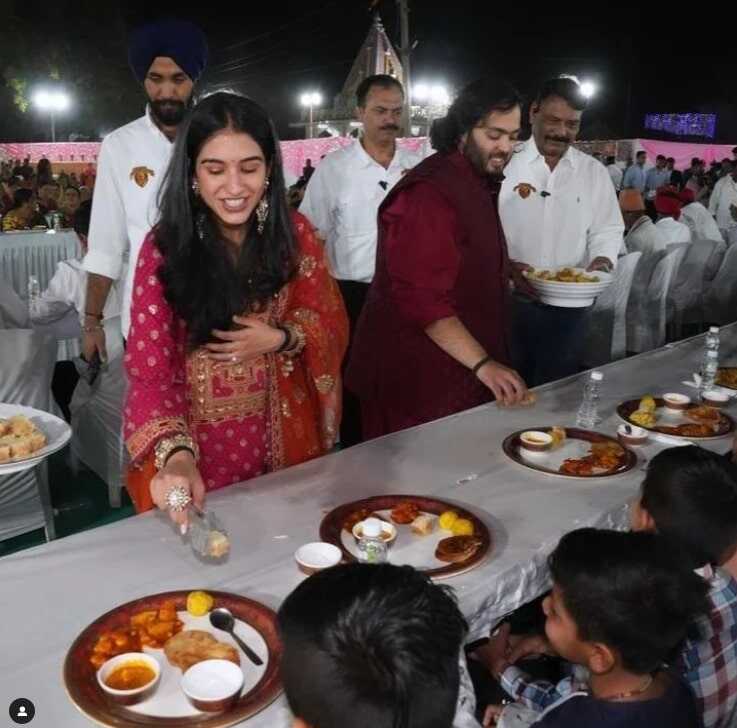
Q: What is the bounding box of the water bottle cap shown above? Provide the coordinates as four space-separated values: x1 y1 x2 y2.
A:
709 326 719 334
361 518 382 537
591 371 604 381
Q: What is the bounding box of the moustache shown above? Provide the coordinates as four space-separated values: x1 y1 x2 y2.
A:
380 125 400 131
546 136 570 144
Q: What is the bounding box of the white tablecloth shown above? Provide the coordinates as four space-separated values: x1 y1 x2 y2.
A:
0 326 735 726
0 229 81 294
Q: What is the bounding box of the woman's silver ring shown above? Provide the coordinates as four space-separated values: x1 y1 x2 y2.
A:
231 355 238 363
165 485 192 512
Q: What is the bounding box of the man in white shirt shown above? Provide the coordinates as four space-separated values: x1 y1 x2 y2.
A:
622 151 647 193
619 189 666 255
654 188 691 245
606 155 623 192
82 19 207 361
499 76 623 385
680 189 723 242
300 74 422 445
644 155 671 219
709 166 737 239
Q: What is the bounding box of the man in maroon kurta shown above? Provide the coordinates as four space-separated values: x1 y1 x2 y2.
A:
346 78 529 439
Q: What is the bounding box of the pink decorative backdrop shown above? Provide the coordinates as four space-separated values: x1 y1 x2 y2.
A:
0 138 430 181
0 142 101 163
635 139 736 169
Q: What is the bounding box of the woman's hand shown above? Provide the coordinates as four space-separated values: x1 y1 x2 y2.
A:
149 450 206 531
483 704 505 727
206 315 286 363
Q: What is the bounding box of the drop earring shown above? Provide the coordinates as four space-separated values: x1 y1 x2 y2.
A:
256 178 270 235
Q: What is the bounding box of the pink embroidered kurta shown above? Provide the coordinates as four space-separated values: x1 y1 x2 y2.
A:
123 212 349 507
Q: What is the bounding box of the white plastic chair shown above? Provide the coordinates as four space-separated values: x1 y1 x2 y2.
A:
704 243 737 326
0 277 29 329
0 329 58 542
667 239 727 337
583 252 642 367
627 248 685 353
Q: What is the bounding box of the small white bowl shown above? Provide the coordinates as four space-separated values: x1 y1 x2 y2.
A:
352 520 397 546
519 431 553 453
295 542 342 576
181 659 244 713
96 652 161 706
617 424 649 446
663 393 691 411
702 390 730 408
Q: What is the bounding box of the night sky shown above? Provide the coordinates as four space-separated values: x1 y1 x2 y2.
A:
3 1 737 144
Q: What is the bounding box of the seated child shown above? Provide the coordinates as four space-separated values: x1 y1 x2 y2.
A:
278 562 469 728
631 446 737 728
482 528 709 727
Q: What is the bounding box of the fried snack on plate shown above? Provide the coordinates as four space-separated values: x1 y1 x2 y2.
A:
89 628 142 669
658 423 715 438
435 535 483 564
560 458 596 476
164 630 240 672
549 426 567 449
343 508 374 532
639 395 657 413
630 410 657 428
390 501 421 525
685 405 720 424
130 601 184 649
410 514 435 536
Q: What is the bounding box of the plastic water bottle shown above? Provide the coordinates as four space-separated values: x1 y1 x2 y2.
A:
27 275 40 319
706 326 720 355
701 350 719 394
575 371 604 429
356 518 388 564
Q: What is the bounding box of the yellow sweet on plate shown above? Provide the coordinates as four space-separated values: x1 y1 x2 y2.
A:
630 410 657 428
186 590 214 617
439 510 459 530
451 518 475 536
639 395 656 413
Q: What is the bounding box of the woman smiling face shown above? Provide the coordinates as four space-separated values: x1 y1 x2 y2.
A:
194 127 268 244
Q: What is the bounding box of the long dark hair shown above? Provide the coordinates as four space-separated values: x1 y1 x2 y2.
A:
155 92 297 349
430 78 521 154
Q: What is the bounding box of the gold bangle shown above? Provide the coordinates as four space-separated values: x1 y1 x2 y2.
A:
154 434 199 471
280 322 306 357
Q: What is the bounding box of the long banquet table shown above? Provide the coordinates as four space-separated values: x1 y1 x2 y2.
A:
1 325 735 726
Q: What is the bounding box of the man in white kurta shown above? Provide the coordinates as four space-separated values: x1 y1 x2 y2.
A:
299 74 422 445
654 188 691 245
82 19 207 361
680 190 723 242
500 77 623 385
708 168 737 239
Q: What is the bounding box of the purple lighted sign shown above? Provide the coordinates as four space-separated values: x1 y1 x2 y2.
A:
644 113 716 139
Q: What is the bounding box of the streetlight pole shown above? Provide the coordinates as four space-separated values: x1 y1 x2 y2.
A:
33 89 70 142
300 92 322 139
397 0 412 134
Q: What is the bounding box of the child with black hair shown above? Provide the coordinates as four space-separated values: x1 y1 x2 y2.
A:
630 446 737 728
278 562 470 728
481 528 709 727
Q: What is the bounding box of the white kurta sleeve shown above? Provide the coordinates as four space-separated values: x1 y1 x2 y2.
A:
298 162 334 241
586 165 625 267
708 178 722 217
83 136 128 280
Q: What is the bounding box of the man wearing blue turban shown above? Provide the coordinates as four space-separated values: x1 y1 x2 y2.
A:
82 19 208 360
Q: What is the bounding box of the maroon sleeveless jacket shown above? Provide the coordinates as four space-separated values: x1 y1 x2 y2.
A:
345 150 512 438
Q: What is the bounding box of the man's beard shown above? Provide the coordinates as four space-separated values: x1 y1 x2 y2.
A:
463 135 508 180
150 99 189 127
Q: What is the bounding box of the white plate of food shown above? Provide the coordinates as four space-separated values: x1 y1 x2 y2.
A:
523 267 613 308
0 403 71 474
